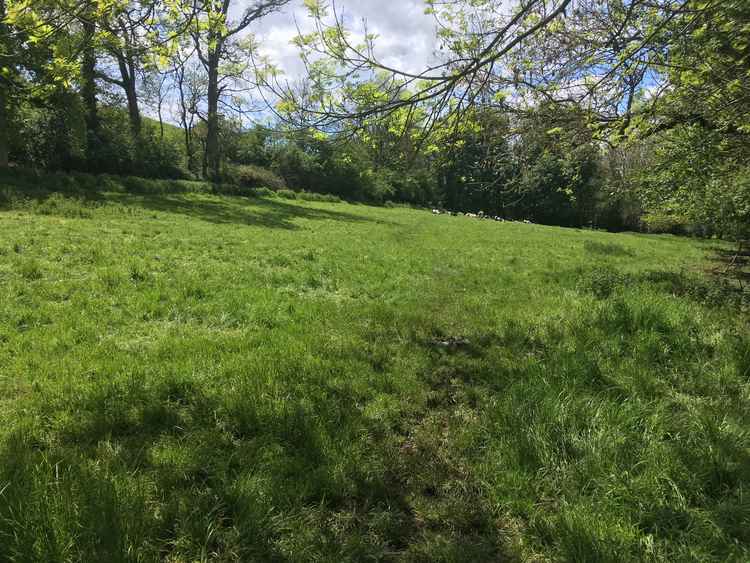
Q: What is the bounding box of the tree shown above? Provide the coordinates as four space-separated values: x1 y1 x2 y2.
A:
96 0 153 138
273 1 728 144
510 103 601 226
0 0 10 167
428 108 514 213
2 0 84 168
630 1 750 238
189 0 290 179
80 12 99 162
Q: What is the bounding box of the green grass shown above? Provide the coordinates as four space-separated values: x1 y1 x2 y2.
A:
0 178 748 562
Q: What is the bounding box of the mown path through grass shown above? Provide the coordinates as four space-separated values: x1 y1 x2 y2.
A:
1 190 748 561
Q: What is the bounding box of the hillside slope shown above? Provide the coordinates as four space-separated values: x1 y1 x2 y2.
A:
1 186 748 561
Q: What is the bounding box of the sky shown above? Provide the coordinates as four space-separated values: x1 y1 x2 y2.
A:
249 0 440 79
149 0 440 124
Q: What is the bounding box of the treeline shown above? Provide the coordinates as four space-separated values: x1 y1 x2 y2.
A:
1 0 748 238
0 90 738 236
0 96 638 231
221 104 644 232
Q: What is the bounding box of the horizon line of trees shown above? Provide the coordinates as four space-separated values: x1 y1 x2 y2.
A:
1 0 748 238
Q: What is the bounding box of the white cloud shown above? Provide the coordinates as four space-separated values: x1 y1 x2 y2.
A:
247 0 439 78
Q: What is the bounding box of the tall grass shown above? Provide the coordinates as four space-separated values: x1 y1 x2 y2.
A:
0 175 747 561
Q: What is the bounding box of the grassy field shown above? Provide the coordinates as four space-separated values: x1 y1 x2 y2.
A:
0 178 748 562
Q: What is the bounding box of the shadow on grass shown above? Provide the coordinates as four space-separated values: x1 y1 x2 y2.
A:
106 193 387 231
0 369 443 561
583 240 636 257
0 374 335 561
1 168 389 231
414 314 750 559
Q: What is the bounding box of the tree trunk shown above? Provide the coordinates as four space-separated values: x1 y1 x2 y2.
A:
125 77 141 137
157 89 164 140
0 84 8 168
116 55 141 138
0 0 9 167
175 65 195 172
184 124 193 172
201 138 208 179
81 20 100 162
205 51 221 180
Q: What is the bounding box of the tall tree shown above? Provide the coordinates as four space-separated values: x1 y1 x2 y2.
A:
190 0 290 179
98 2 151 138
172 48 204 174
0 0 12 167
98 0 191 140
80 15 99 159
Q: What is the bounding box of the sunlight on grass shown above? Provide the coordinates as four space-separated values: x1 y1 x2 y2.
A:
0 190 748 561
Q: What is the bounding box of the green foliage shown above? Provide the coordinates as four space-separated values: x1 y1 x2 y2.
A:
9 99 188 178
296 191 341 203
271 139 323 190
639 125 750 239
625 1 750 240
664 1 750 140
270 135 390 202
10 90 87 170
642 212 690 235
577 265 632 299
0 167 215 203
510 104 601 226
224 163 287 190
24 192 97 218
248 186 275 198
2 0 747 239
275 187 298 199
229 125 273 167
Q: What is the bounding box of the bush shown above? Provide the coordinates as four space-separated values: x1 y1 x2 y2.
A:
18 258 43 280
640 270 747 308
121 176 164 194
49 172 81 193
298 192 341 203
271 190 342 203
97 174 126 193
0 187 21 208
271 143 321 191
641 212 690 234
225 164 286 190
30 193 96 219
276 189 298 200
250 187 275 198
210 183 257 197
135 133 190 180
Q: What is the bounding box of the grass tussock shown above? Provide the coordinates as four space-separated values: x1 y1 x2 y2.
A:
0 174 748 561
583 239 636 257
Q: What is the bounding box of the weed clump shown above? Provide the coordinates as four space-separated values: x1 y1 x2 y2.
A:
583 240 635 257
276 188 298 200
224 164 287 190
250 186 275 198
641 270 747 308
577 266 631 299
18 259 43 280
32 193 97 219
298 192 342 203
